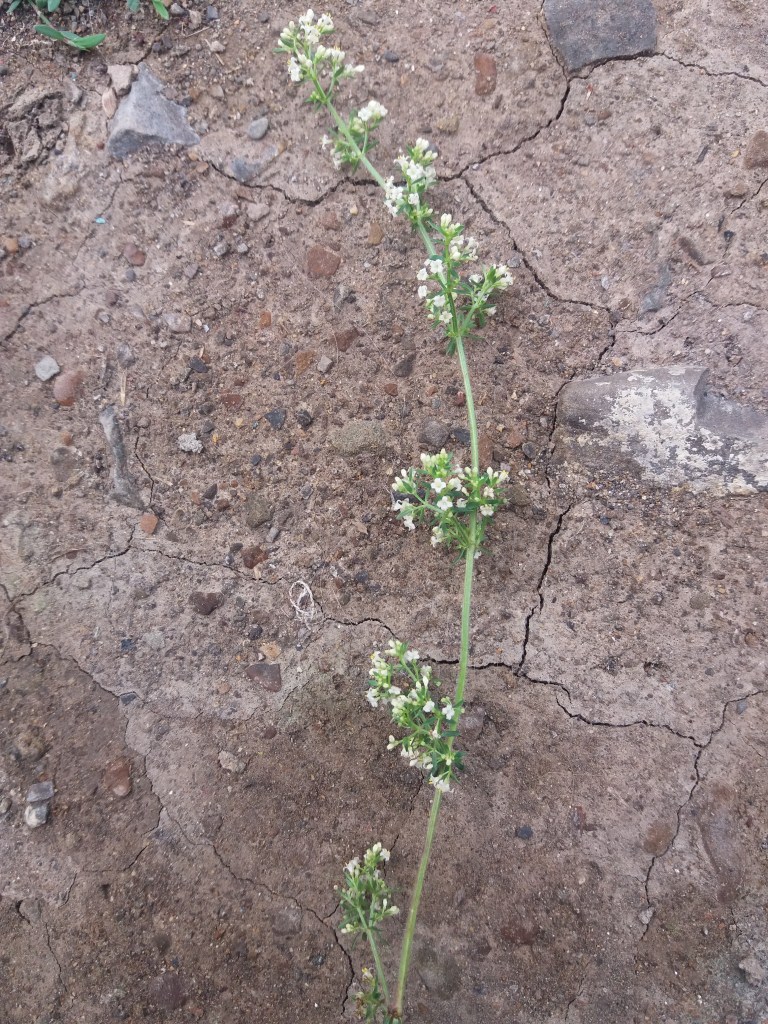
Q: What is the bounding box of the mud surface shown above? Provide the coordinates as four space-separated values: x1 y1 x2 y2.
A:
2 2 767 1022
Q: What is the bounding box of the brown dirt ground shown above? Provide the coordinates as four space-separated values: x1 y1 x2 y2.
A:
1 1 767 1022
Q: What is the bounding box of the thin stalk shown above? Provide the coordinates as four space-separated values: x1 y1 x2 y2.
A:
318 91 483 1022
368 931 390 1004
394 788 443 1015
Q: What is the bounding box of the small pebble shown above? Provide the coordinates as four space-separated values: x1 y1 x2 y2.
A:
164 312 191 334
247 116 269 141
53 369 84 407
26 781 54 803
317 355 334 374
382 50 400 62
116 343 135 368
103 757 132 797
515 825 533 840
178 432 203 453
218 750 246 773
24 803 49 828
265 409 286 430
189 356 209 373
35 355 60 382
189 591 224 615
139 512 159 535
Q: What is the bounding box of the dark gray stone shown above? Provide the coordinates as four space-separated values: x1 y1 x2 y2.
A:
418 418 450 450
245 494 273 528
26 781 54 803
556 366 768 494
108 64 200 160
543 0 656 73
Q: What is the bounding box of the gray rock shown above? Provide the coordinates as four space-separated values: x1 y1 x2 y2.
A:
116 343 136 368
108 64 200 160
331 421 386 457
177 432 203 454
639 264 672 315
317 355 334 373
556 366 768 495
218 750 246 774
24 802 49 828
543 0 656 73
108 63 134 97
163 312 191 333
99 404 143 509
26 781 54 803
231 148 279 184
418 418 450 450
35 355 60 381
247 116 269 141
245 494 273 528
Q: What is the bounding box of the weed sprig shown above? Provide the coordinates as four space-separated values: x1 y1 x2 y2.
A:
279 12 514 1020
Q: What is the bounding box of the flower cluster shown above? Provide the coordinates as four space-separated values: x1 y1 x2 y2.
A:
415 213 514 354
392 450 509 555
322 99 388 169
382 138 438 222
277 9 363 104
338 842 399 937
368 640 462 793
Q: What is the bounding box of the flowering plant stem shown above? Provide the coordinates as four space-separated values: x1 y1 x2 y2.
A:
278 16 514 1018
319 96 481 1021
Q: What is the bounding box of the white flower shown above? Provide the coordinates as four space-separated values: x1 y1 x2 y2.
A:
486 306 497 316
288 57 303 82
408 192 420 206
417 284 428 299
479 504 494 517
431 478 447 493
345 857 360 875
358 99 387 122
403 515 415 531
427 258 444 275
430 528 445 547
379 847 391 861
367 691 380 708
317 12 334 30
443 702 455 720
469 272 482 284
439 310 451 325
416 266 429 281
414 137 431 153
483 486 495 498
432 293 446 308
321 134 331 150
440 213 452 229
431 776 451 793
423 699 435 714
404 649 420 663
456 497 467 509
437 496 452 512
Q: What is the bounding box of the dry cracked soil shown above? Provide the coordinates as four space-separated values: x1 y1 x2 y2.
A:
1 1 768 1022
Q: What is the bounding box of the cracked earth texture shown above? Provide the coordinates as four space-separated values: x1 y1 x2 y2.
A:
1 1 767 1022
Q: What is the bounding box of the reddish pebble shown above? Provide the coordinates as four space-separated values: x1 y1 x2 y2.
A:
453 390 466 406
122 242 146 266
139 512 159 535
60 431 74 446
242 545 267 569
53 370 83 407
259 310 272 328
103 757 132 797
383 382 398 397
295 350 318 375
306 245 341 279
331 327 359 352
220 393 243 409
474 52 497 95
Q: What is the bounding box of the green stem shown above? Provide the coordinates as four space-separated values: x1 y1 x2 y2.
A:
319 91 482 1023
394 789 442 1016
367 930 390 1004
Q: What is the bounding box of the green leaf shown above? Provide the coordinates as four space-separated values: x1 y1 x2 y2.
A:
47 0 61 11
8 0 22 11
34 22 106 48
150 0 169 19
126 0 139 10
